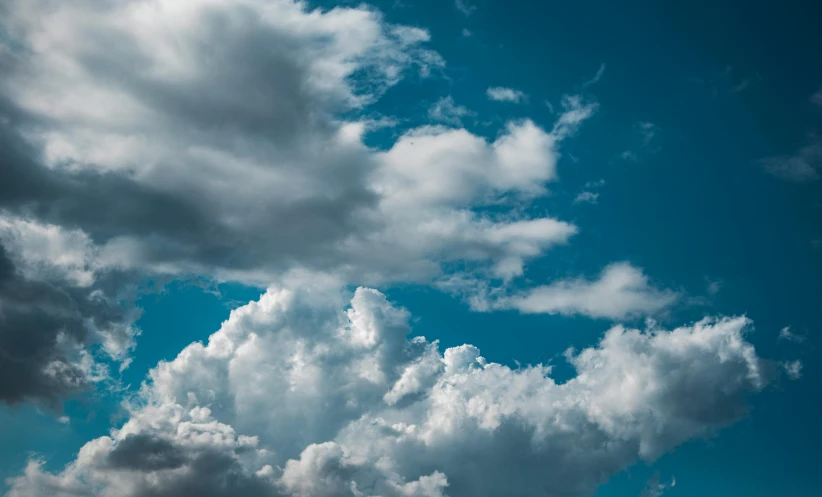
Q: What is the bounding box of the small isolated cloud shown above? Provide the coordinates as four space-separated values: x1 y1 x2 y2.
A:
778 326 806 343
428 96 475 125
732 79 751 93
574 191 600 204
620 150 639 161
812 88 822 106
641 472 676 497
462 28 472 37
706 278 723 296
455 0 476 16
496 262 679 320
585 179 606 188
487 86 528 103
637 122 658 146
759 139 822 181
783 360 803 380
583 63 607 87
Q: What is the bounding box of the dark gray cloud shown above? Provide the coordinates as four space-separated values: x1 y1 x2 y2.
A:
0 242 131 407
107 434 188 472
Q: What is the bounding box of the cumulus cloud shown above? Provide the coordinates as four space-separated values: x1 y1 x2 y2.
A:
0 0 600 405
486 87 528 103
7 284 773 497
496 263 678 320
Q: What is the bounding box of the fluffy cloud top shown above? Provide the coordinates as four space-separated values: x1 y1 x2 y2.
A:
7 284 772 497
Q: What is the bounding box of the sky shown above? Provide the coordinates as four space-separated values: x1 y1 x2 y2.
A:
0 0 820 496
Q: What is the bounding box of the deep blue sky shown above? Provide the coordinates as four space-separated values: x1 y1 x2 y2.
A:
2 0 821 495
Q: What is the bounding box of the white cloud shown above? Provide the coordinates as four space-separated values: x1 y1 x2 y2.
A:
0 216 97 287
574 191 599 204
486 87 528 103
582 63 606 87
7 284 772 497
428 97 474 126
0 0 596 289
496 262 679 320
778 326 805 343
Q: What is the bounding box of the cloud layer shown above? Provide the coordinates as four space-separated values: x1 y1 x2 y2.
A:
7 284 771 497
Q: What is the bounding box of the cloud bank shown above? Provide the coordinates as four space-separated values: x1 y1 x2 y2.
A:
7 284 771 497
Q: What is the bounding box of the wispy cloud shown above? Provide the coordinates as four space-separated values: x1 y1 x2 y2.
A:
641 473 676 497
783 360 803 379
487 86 528 103
759 138 822 181
455 0 476 16
428 96 475 125
574 191 600 204
778 326 806 343
583 63 607 87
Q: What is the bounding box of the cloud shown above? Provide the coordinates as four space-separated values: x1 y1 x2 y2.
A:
759 138 822 181
782 360 802 380
428 97 475 126
495 262 679 320
641 473 675 497
486 87 528 103
637 122 658 146
455 0 475 16
0 0 600 406
812 88 822 106
7 284 773 497
574 191 600 204
778 326 805 343
0 232 138 407
582 63 607 87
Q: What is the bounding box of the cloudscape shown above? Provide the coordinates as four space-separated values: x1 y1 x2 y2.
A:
0 0 820 496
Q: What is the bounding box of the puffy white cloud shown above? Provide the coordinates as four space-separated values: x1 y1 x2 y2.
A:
486 87 527 103
495 262 678 320
7 284 775 497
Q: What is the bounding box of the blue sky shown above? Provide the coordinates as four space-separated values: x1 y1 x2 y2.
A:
0 0 820 496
